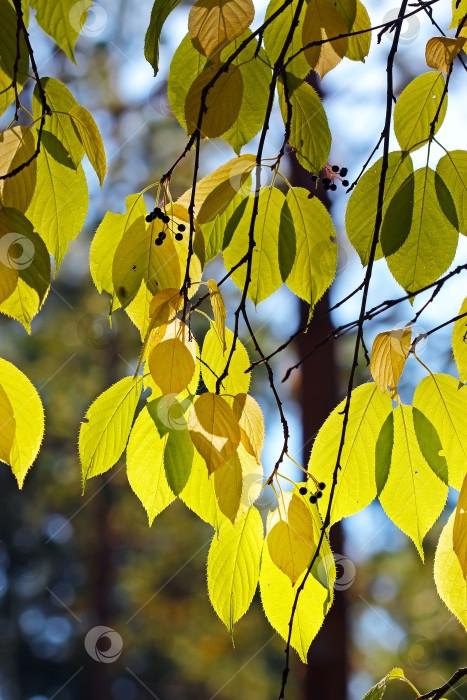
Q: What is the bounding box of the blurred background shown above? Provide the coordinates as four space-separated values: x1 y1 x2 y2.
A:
1 0 466 698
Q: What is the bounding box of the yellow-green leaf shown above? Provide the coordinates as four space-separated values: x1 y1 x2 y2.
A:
185 63 243 138
0 0 29 118
0 358 44 487
451 0 467 29
302 0 348 79
79 376 142 486
207 507 263 633
453 298 467 382
370 328 411 399
232 393 264 463
201 325 250 396
69 104 106 187
267 494 315 585
346 0 371 62
144 0 184 76
379 405 447 559
426 36 465 73
168 33 207 130
188 0 254 59
214 450 243 523
30 0 92 63
148 322 196 396
437 150 467 235
188 392 241 475
207 279 226 352
413 374 467 490
454 474 467 577
434 510 467 630
362 668 420 700
263 0 310 79
394 72 447 152
0 127 37 213
308 382 392 525
180 449 227 529
126 402 175 524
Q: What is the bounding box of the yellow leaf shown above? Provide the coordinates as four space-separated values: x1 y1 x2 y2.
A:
188 0 254 59
207 279 226 352
232 393 264 463
135 287 182 372
370 327 411 399
185 63 243 138
434 510 467 630
453 298 467 383
302 0 348 79
454 474 467 577
267 494 315 586
214 450 243 523
201 325 250 396
69 104 107 187
176 154 255 223
0 127 37 212
188 392 241 474
0 357 44 488
426 36 465 73
0 236 18 303
148 322 196 396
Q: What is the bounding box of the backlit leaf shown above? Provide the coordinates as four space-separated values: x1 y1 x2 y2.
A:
148 322 196 396
232 393 264 463
451 0 467 29
264 0 310 79
164 419 194 496
394 72 447 152
31 0 92 63
454 474 467 577
413 374 467 490
426 36 465 73
0 0 29 117
207 279 226 352
302 0 348 79
0 127 37 212
126 401 175 524
207 507 263 633
362 669 419 700
379 405 447 558
180 449 227 529
267 494 314 585
80 376 142 486
69 104 106 187
185 63 243 138
0 357 44 488
434 510 467 630
214 450 243 523
308 382 392 525
345 0 370 62
370 327 411 399
453 298 467 382
145 0 183 76
202 325 250 396
188 392 241 474
436 150 467 235
188 0 254 59
168 33 207 130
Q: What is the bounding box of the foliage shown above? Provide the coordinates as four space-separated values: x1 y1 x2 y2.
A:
1 0 467 697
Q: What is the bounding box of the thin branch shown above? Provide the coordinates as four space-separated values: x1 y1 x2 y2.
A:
417 668 467 700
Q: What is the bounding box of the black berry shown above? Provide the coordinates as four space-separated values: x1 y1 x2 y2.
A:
316 491 323 499
340 168 348 177
177 224 186 232
330 183 337 191
319 482 326 490
332 165 339 172
161 232 166 240
342 179 349 187
311 174 318 182
162 214 170 224
299 486 307 495
145 214 153 223
154 207 161 216
155 239 163 246
175 233 183 241
323 177 331 185
323 183 330 191
309 495 318 504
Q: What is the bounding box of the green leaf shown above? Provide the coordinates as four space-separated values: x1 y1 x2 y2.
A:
379 173 414 257
260 534 331 662
201 325 250 396
263 0 310 79
330 0 356 29
201 190 249 263
345 151 413 266
413 373 467 490
221 33 272 154
308 382 392 525
302 0 348 79
436 150 467 235
207 507 263 633
30 0 92 63
223 186 286 305
375 412 394 496
0 208 51 331
283 187 337 307
168 34 207 130
179 449 227 529
278 74 331 174
434 510 467 630
185 63 243 139
451 0 467 28
345 0 371 62
386 167 458 295
69 104 106 186
413 407 448 485
379 405 447 559
32 78 84 168
126 401 175 524
362 668 419 700
144 0 183 76
164 425 194 496
79 376 142 487
90 194 146 299
0 357 44 488
394 72 447 152
26 137 88 271
0 0 29 118
452 297 467 382
0 127 37 213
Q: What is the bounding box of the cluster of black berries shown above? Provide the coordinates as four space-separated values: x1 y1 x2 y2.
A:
145 206 187 245
311 166 349 192
299 481 326 504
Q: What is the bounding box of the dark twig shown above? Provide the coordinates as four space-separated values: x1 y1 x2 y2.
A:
417 667 467 700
